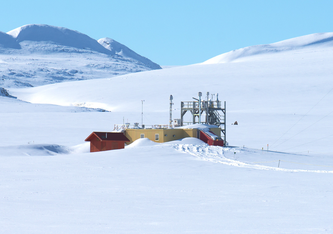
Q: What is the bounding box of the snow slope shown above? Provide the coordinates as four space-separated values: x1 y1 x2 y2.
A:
1 32 333 233
204 32 333 63
0 24 161 88
98 37 161 69
0 31 20 49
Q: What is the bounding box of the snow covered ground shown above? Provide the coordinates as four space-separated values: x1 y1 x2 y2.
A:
1 32 333 233
1 137 333 233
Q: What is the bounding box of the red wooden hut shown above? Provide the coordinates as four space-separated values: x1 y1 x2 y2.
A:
85 132 130 152
199 130 224 147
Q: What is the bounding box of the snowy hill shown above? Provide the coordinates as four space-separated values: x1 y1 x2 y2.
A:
0 24 161 88
204 32 333 63
9 32 333 155
2 32 333 233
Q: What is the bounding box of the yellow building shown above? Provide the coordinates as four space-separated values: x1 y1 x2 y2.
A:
124 127 221 144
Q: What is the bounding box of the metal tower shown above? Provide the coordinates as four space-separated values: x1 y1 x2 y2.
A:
180 92 226 143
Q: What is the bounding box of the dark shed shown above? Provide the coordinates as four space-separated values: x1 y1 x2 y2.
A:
85 132 130 152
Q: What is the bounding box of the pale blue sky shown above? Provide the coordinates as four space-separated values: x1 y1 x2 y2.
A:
2 0 332 65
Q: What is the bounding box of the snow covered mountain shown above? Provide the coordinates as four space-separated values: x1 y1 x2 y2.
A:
0 24 161 88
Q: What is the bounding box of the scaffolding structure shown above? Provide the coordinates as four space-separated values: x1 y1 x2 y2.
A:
180 92 226 143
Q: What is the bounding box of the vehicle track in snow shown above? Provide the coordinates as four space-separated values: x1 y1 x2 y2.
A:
174 144 333 174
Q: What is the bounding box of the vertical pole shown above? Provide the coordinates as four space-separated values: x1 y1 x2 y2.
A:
180 102 184 126
198 92 202 124
170 95 173 128
224 101 227 144
193 101 196 124
206 92 209 124
141 100 145 128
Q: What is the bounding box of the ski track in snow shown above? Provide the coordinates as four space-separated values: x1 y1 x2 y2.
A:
175 144 333 174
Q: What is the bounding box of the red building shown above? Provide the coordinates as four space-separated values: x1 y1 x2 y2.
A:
85 132 130 152
199 130 224 147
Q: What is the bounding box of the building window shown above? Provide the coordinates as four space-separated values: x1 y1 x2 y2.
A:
173 134 176 137
140 134 145 138
155 134 159 141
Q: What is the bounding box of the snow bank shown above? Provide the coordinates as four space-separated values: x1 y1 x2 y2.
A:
125 138 158 148
166 137 207 146
69 142 90 154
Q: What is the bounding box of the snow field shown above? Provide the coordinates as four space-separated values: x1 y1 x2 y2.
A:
1 31 333 233
1 139 333 233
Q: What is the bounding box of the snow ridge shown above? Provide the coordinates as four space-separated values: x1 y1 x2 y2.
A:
98 37 161 69
204 32 333 64
7 24 111 54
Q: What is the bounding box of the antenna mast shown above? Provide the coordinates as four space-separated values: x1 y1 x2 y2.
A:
198 92 202 124
170 95 173 128
141 100 145 128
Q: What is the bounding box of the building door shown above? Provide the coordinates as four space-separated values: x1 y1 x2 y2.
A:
101 142 107 151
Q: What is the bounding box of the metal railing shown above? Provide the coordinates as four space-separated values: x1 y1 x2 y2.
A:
182 100 222 109
113 124 171 131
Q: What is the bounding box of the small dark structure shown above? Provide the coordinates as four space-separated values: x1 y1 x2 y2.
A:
85 132 130 152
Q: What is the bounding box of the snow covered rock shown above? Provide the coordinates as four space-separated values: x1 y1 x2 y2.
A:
98 37 161 69
0 87 16 98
